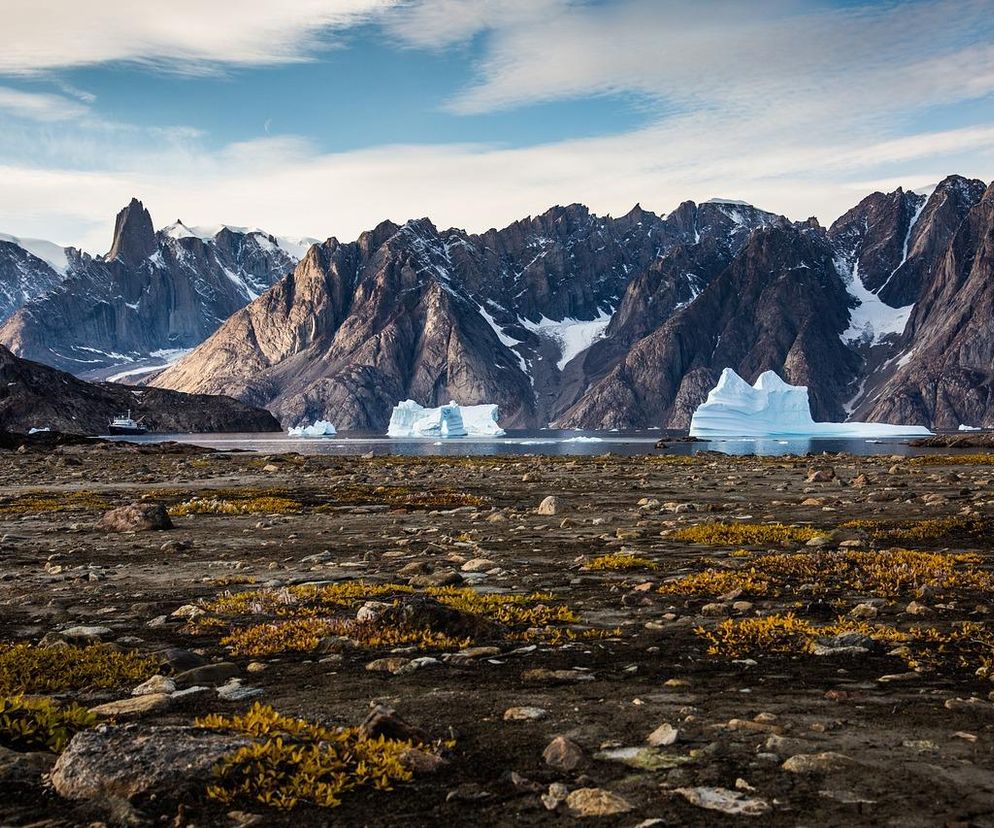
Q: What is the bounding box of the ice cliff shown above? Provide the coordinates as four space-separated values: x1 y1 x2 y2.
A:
689 369 932 438
387 400 505 437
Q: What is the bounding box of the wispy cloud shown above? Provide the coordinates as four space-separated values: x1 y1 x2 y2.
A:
0 86 89 121
0 0 396 75
0 0 992 250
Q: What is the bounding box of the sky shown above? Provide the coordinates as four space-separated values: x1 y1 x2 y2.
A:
1 0 994 252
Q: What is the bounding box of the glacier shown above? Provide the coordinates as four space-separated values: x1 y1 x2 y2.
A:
689 369 932 438
288 420 337 437
387 400 505 438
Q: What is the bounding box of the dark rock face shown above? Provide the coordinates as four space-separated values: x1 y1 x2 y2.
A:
0 200 298 374
105 198 156 266
557 223 860 429
154 202 781 429
0 241 65 323
0 345 279 434
857 182 994 428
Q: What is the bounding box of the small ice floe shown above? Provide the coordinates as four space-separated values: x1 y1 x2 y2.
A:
959 424 981 432
28 427 51 434
288 420 337 437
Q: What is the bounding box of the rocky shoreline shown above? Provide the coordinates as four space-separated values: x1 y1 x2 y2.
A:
2 443 994 825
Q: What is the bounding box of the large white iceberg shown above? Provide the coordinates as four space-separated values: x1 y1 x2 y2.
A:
288 420 337 437
689 369 932 438
387 400 505 437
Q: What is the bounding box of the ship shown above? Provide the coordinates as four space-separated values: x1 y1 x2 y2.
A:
108 410 148 436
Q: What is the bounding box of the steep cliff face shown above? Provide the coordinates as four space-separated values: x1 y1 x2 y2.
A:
0 346 278 435
0 239 66 323
856 182 994 428
556 223 860 429
154 201 782 428
0 199 300 374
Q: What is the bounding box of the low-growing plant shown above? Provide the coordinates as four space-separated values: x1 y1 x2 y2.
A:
196 703 437 810
0 695 96 753
169 496 303 517
671 522 820 546
0 642 159 694
585 553 658 572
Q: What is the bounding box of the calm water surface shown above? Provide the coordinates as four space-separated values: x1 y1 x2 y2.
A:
107 429 969 458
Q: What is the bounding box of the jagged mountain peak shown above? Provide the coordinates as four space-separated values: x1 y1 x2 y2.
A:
105 198 156 266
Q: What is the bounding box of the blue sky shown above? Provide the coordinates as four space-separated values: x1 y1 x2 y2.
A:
1 0 993 251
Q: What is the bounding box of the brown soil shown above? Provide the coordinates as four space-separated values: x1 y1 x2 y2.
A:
2 445 994 826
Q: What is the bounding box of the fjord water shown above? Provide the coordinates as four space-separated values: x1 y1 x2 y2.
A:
109 430 956 457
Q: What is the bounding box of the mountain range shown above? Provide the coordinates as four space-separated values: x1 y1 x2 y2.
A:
1 175 991 432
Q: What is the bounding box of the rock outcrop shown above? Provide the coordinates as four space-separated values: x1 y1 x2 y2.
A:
0 345 279 434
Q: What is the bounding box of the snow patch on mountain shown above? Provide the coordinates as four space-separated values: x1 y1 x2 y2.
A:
0 233 69 274
519 308 613 370
837 258 913 345
161 221 316 260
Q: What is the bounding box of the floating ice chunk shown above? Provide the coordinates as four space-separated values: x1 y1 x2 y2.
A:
288 420 337 437
387 400 505 437
959 424 981 431
27 427 51 435
689 368 932 438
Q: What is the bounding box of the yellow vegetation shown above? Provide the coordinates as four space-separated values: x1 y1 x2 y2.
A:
197 703 438 810
585 553 658 571
0 695 96 753
660 548 990 599
0 642 158 694
671 522 820 546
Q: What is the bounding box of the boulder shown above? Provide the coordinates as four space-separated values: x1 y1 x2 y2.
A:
97 504 172 533
51 724 250 801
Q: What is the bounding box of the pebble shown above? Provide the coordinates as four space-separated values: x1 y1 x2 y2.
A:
782 752 853 773
674 786 770 816
543 735 588 771
565 787 634 817
646 722 679 746
504 706 549 721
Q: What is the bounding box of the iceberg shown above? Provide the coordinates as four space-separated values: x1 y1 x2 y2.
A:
387 400 505 437
689 369 932 438
959 424 981 432
288 420 337 437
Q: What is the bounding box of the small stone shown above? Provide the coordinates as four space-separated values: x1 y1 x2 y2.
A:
461 558 496 572
89 694 171 719
905 601 931 615
58 625 112 643
216 679 263 701
536 496 566 516
366 657 412 674
173 662 240 689
782 752 853 773
522 668 593 685
806 466 835 483
132 675 175 696
674 786 770 816
504 706 549 721
542 782 569 811
849 603 878 620
543 735 588 771
246 662 268 674
646 722 679 746
565 787 634 817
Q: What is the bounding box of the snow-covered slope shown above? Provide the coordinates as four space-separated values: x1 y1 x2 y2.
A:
0 235 68 323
